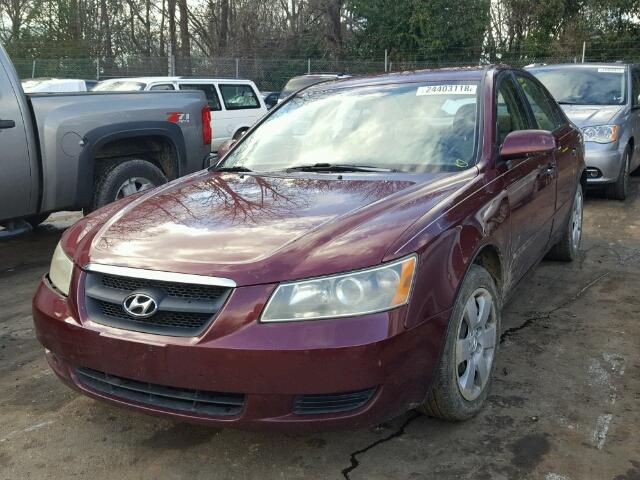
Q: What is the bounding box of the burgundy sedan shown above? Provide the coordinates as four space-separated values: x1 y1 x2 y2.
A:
33 66 585 430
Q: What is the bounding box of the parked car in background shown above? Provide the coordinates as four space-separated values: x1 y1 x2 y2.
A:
34 66 585 430
261 90 280 109
278 73 352 102
22 78 91 93
528 63 640 200
0 44 211 236
95 77 268 152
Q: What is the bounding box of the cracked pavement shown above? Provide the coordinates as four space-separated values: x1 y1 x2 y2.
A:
1 180 639 480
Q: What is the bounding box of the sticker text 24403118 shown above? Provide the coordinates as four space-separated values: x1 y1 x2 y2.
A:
417 84 477 96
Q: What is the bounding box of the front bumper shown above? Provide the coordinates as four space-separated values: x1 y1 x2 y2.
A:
584 142 624 184
33 275 449 431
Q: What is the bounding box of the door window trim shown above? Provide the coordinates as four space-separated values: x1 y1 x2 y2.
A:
218 83 261 110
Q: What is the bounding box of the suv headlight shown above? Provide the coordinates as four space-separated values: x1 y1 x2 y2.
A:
581 124 619 143
49 242 74 296
261 255 417 322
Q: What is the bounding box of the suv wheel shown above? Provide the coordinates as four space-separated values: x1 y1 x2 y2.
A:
606 147 630 201
418 264 500 421
88 159 167 213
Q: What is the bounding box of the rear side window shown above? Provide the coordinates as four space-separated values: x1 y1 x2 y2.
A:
179 83 221 111
150 83 175 91
496 76 529 147
516 75 564 131
219 84 260 110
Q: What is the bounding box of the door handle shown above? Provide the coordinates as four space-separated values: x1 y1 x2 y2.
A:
0 119 15 129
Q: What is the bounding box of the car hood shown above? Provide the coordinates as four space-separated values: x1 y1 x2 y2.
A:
560 105 623 127
69 169 471 286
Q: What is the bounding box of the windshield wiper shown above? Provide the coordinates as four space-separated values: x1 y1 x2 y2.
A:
286 163 397 173
212 165 254 173
557 101 582 105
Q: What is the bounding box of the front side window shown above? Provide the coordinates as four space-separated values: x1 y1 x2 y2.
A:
632 70 640 106
220 82 480 173
516 75 563 131
178 83 221 111
219 84 260 110
496 76 529 147
531 66 627 106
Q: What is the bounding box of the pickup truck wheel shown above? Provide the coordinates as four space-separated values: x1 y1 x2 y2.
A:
417 264 500 421
605 147 630 201
89 159 167 212
546 184 583 262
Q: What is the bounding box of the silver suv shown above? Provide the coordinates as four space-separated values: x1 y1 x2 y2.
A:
529 63 640 200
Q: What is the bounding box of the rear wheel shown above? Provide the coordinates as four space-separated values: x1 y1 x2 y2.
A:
87 159 167 213
418 265 500 421
546 184 583 262
605 147 630 201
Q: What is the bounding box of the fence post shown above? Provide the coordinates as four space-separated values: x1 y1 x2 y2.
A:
581 41 586 63
235 58 239 78
31 60 36 78
307 59 311 74
96 58 100 81
384 49 388 72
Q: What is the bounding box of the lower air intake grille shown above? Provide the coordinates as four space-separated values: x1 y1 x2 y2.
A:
75 367 245 416
293 388 376 415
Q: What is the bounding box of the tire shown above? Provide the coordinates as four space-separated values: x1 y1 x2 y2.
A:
418 264 500 421
546 184 584 262
605 147 631 201
87 159 167 213
24 213 50 228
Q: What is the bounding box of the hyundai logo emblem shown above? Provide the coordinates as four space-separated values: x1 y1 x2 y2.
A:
123 293 158 318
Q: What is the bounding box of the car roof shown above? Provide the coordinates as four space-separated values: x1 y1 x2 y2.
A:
304 66 494 93
99 76 255 84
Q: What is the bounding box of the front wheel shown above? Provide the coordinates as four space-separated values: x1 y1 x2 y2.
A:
418 264 500 421
605 147 630 201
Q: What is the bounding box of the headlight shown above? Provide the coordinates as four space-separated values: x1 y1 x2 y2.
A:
581 124 619 143
261 255 417 322
49 242 74 296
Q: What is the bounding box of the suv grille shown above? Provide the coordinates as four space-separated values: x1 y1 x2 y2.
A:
84 270 232 336
75 366 245 416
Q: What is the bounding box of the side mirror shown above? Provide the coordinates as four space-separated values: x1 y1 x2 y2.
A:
499 130 555 161
217 139 236 159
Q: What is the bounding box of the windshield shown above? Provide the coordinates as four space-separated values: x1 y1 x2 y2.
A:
221 82 480 173
93 80 147 91
531 66 627 105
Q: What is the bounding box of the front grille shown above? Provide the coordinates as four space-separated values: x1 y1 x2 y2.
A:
84 271 232 336
96 300 212 330
75 366 244 416
293 388 376 415
100 275 227 302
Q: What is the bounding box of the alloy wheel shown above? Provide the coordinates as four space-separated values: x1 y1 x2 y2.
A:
116 177 155 199
456 288 497 401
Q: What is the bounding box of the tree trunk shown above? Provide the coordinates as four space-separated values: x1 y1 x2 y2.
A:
219 0 229 53
178 0 191 73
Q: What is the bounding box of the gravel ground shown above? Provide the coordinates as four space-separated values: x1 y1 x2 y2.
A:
1 180 639 480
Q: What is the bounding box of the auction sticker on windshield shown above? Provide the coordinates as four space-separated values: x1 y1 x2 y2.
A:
597 67 625 74
417 84 477 96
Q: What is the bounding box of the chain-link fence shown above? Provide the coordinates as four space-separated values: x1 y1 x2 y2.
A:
10 46 640 92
